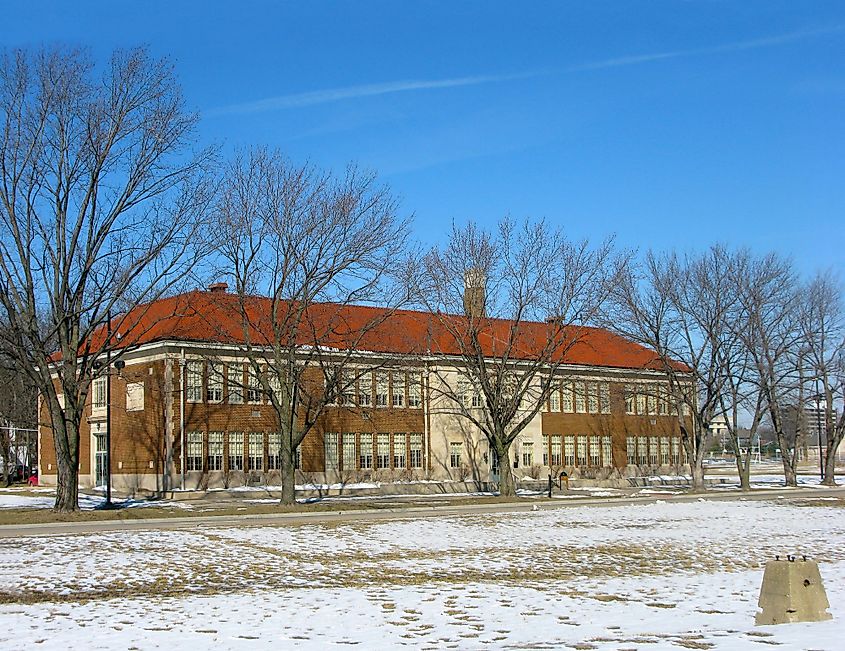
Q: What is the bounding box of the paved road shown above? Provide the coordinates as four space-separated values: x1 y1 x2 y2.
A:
2 485 843 538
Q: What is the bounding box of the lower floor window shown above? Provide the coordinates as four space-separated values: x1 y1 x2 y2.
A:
576 435 587 466
626 437 636 466
671 437 681 465
601 435 612 467
450 442 462 468
248 432 264 471
393 433 406 469
228 432 244 471
409 433 423 469
660 436 670 465
325 432 339 471
186 431 203 471
208 432 223 470
376 433 390 469
359 433 373 469
268 433 281 470
342 433 356 471
589 435 600 467
564 435 575 466
522 441 533 467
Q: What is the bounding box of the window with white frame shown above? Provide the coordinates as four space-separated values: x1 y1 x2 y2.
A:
342 433 356 470
602 434 612 467
549 382 561 412
228 432 244 471
376 433 390 469
626 436 636 465
408 373 422 408
341 371 355 406
542 434 549 465
206 362 223 403
268 373 283 404
589 435 600 466
471 384 483 408
588 383 599 414
576 435 588 466
646 385 657 415
391 371 404 408
324 432 339 470
637 436 648 466
449 442 463 469
574 381 586 413
359 433 373 469
562 381 574 413
409 433 423 469
648 436 659 466
564 435 575 466
550 435 562 466
228 365 243 404
247 366 262 404
186 361 202 403
522 440 534 467
636 391 646 416
208 432 223 470
267 433 281 470
657 385 668 415
393 433 406 469
599 383 611 415
625 385 635 415
376 373 388 407
186 432 203 471
671 437 681 465
248 432 264 471
660 436 670 465
358 372 372 407
457 378 471 408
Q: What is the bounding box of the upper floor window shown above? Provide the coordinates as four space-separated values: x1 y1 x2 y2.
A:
207 362 223 403
92 377 107 411
599 384 611 414
587 382 599 414
376 373 388 407
358 372 372 407
228 364 243 404
186 361 203 403
391 371 405 408
574 381 587 413
549 382 561 412
408 372 422 408
561 381 574 413
247 366 263 404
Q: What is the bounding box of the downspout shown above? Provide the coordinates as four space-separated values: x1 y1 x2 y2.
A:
180 348 186 491
424 357 431 473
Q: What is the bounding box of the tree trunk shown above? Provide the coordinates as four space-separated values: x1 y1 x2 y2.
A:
496 445 515 498
781 457 797 487
279 432 296 506
53 420 80 513
822 448 837 487
690 462 706 492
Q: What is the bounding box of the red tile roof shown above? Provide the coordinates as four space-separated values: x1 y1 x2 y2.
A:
91 289 687 372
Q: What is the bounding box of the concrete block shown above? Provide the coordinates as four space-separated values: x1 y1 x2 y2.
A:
756 557 832 625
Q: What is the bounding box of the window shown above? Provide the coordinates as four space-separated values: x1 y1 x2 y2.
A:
186 361 202 403
576 435 588 466
636 392 646 416
393 433 406 469
408 373 422 408
625 385 635 415
549 384 561 412
295 446 301 470
561 382 574 413
637 436 648 466
589 435 600 467
646 385 657 415
267 373 284 404
574 381 586 413
522 441 534 467
342 433 356 470
391 372 405 408
341 372 355 406
602 435 612 467
409 433 423 469
542 434 549 466
247 366 262 404
248 432 264 471
267 433 281 470
457 378 471 408
376 373 388 407
186 432 203 471
324 432 339 471
377 433 390 469
449 442 463 469
228 432 244 471
626 437 636 465
648 436 659 466
671 437 681 465
564 435 575 466
228 365 243 404
660 436 670 466
551 435 562 466
359 433 373 469
471 387 483 409
358 372 372 407
657 385 668 415
588 383 599 414
599 384 611 415
205 432 223 470
207 362 223 402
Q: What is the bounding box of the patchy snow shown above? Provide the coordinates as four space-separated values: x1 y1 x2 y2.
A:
1 497 844 648
0 491 194 510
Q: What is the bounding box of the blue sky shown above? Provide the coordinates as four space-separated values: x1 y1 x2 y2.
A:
4 1 844 276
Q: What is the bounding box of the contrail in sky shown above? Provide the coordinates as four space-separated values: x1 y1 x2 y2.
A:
208 24 844 116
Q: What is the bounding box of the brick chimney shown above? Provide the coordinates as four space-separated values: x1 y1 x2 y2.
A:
208 282 228 293
463 268 486 318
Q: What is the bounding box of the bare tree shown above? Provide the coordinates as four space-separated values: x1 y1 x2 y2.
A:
0 47 214 511
211 148 410 506
734 253 804 486
416 218 620 498
798 272 844 486
610 247 740 492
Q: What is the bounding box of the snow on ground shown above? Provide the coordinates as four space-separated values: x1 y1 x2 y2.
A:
1 498 844 649
0 492 195 510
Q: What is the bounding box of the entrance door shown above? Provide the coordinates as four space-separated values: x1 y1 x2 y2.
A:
94 433 108 488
